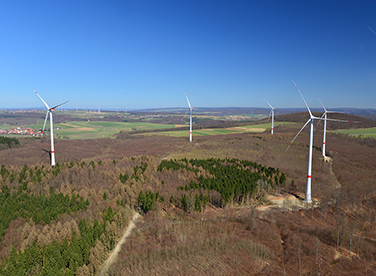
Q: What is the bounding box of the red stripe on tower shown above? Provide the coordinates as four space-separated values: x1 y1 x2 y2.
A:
307 175 311 178
51 151 55 153
323 142 325 144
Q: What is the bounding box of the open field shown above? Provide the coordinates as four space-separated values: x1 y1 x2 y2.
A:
20 120 298 139
332 127 376 138
144 122 297 137
145 127 261 137
29 121 177 139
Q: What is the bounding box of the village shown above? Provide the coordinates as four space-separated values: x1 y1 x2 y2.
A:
0 126 39 136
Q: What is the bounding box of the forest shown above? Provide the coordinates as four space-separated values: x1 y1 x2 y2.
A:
0 137 20 150
0 158 142 275
0 117 374 275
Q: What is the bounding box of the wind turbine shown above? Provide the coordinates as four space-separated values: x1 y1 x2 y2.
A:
286 81 346 203
264 99 275 134
34 90 69 166
184 92 193 142
315 96 348 158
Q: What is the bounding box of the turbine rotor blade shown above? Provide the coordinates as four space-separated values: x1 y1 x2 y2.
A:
50 100 69 110
369 26 376 36
315 95 344 115
185 92 192 109
41 111 49 137
315 113 326 127
34 90 50 109
292 80 313 117
264 99 274 109
286 119 311 152
182 109 189 120
326 111 344 114
325 117 358 123
316 95 327 112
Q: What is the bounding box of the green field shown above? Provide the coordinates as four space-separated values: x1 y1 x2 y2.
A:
332 127 376 138
29 121 176 139
146 122 297 137
151 128 255 137
241 122 296 129
2 120 297 139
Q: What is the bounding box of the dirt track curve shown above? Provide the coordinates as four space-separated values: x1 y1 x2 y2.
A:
99 212 140 276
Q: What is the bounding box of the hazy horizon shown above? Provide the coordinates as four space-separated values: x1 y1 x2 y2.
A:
2 106 376 114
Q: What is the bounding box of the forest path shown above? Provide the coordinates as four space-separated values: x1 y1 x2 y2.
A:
99 212 140 276
325 156 341 188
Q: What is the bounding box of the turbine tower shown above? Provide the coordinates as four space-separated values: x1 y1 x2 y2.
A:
34 90 68 166
184 92 193 142
287 81 345 203
264 99 275 134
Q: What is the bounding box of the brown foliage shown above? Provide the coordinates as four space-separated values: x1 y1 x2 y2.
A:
0 116 375 274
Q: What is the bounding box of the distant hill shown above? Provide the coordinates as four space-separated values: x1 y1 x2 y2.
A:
274 112 376 130
1 108 376 129
135 107 376 120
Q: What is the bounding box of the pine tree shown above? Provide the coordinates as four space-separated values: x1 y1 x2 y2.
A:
138 191 145 212
170 194 175 204
195 194 202 212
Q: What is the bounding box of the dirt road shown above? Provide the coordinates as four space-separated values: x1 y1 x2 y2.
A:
99 212 140 276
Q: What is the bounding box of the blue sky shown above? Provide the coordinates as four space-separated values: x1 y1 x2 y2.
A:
1 0 376 110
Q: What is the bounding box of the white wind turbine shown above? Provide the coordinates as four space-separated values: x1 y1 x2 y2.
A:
184 92 193 142
315 96 349 158
34 90 69 166
264 99 275 134
286 81 346 203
